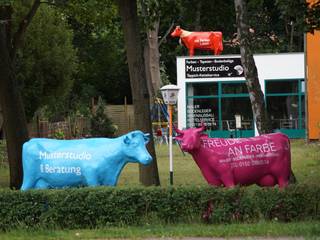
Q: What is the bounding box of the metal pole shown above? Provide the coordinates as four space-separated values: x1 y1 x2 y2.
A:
168 104 173 185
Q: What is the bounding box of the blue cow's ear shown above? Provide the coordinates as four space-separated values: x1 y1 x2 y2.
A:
124 135 131 145
144 133 150 144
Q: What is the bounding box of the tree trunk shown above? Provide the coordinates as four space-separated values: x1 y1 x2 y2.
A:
117 0 160 186
0 23 29 189
144 19 162 101
234 0 272 135
194 1 202 31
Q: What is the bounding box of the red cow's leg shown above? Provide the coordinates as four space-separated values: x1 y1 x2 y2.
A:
213 47 217 55
188 44 194 57
189 47 194 57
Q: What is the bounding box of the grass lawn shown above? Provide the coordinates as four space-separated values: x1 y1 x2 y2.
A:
0 221 319 239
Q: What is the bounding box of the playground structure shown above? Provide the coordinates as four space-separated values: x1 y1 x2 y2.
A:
151 98 170 145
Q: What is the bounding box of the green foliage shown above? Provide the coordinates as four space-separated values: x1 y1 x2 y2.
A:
52 129 65 140
0 185 319 230
305 0 320 33
90 98 116 137
0 0 12 5
15 4 78 121
61 0 131 109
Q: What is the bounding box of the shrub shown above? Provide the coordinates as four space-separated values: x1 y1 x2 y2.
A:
90 98 116 137
0 185 319 230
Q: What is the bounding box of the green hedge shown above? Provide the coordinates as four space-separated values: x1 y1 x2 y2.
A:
0 184 319 229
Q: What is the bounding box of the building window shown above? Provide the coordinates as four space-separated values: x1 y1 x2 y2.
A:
186 98 218 130
266 80 299 94
186 81 254 137
266 79 305 134
221 97 253 130
187 82 218 96
222 82 248 94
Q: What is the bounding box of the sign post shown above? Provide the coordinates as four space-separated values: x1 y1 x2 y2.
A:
235 114 242 138
160 84 180 185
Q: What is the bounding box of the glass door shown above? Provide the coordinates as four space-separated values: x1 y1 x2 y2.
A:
265 79 305 138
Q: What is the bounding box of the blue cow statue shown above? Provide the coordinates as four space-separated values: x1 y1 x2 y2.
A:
21 130 153 190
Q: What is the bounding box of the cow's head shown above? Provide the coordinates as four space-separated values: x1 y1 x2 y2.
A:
123 131 153 165
171 26 182 37
175 124 207 152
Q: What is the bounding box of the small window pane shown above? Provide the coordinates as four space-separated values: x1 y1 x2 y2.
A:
187 82 218 96
301 80 305 93
267 95 299 129
221 97 253 130
186 98 218 130
222 82 248 94
266 80 298 94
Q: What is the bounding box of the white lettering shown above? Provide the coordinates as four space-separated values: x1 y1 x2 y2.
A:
41 164 82 176
38 151 92 160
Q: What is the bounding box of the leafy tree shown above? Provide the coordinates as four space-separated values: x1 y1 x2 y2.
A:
273 0 306 51
234 0 272 134
305 0 320 33
91 98 116 137
16 5 78 121
0 0 41 189
60 0 131 113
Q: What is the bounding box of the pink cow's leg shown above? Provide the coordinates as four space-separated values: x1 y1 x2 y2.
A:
277 177 289 189
207 178 223 187
220 173 236 188
258 175 276 187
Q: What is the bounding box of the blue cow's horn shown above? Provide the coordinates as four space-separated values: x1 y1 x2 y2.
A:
144 133 150 143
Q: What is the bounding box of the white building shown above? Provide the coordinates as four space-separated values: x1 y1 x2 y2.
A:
176 52 305 138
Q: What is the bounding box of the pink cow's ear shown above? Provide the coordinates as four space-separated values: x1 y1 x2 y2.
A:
174 135 183 141
200 133 208 138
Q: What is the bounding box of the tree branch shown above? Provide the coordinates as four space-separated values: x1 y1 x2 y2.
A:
10 0 41 60
158 22 174 47
0 5 13 50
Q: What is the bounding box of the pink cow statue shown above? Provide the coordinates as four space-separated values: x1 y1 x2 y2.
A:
175 124 293 188
171 26 223 56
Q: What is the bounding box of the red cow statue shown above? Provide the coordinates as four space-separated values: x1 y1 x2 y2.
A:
171 26 223 56
175 124 293 188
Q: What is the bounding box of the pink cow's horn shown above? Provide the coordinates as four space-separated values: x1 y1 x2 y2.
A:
198 122 206 132
174 126 184 135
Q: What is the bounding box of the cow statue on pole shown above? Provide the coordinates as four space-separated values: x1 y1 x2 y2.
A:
171 26 223 56
21 130 153 190
175 124 293 188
